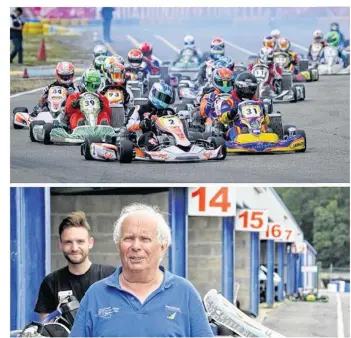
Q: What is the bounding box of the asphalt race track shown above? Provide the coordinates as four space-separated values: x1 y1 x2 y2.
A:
10 23 350 183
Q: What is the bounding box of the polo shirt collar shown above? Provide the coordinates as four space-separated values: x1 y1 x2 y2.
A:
105 265 174 289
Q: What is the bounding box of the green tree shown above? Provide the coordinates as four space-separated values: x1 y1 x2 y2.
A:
275 188 349 268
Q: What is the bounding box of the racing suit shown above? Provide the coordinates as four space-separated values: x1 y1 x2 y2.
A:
218 90 270 140
142 57 161 75
319 36 349 67
248 62 283 93
307 41 327 61
98 79 134 110
125 101 169 150
65 91 112 130
31 81 79 116
284 50 312 81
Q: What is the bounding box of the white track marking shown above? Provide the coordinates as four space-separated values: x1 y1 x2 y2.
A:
291 42 309 53
10 77 82 99
336 292 345 338
126 34 162 63
154 35 181 54
222 39 256 55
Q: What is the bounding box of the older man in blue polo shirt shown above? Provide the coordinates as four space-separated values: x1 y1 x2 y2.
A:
69 203 214 337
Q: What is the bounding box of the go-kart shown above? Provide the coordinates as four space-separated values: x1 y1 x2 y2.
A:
204 283 286 337
30 92 117 145
13 86 68 129
274 51 319 82
224 100 306 153
163 48 203 74
251 63 305 103
81 108 227 162
10 295 79 337
318 45 350 75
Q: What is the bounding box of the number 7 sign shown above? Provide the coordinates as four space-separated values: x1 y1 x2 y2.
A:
235 209 268 232
187 187 236 216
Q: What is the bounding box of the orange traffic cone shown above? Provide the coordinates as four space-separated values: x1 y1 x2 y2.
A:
37 38 47 61
22 67 29 78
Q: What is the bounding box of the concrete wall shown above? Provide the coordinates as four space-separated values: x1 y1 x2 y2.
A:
50 189 251 309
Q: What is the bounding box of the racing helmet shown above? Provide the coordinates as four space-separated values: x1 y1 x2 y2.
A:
330 22 340 32
270 29 281 40
313 29 324 42
259 47 274 65
212 67 235 93
140 42 153 57
128 49 143 68
326 31 341 47
105 61 126 86
234 71 258 100
148 80 174 110
210 45 225 61
263 36 276 49
211 37 225 49
103 56 120 76
218 56 235 71
277 37 291 53
81 68 101 93
93 44 108 58
55 61 74 85
184 35 195 48
93 55 107 74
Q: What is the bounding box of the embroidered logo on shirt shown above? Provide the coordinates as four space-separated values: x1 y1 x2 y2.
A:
167 312 177 320
95 307 120 318
165 305 181 313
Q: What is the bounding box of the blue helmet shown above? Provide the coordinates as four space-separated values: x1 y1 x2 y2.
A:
330 22 340 32
218 56 234 70
210 45 225 60
149 80 174 109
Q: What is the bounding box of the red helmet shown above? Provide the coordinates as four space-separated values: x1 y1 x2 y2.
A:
128 49 143 68
140 42 152 57
56 61 74 85
211 37 225 49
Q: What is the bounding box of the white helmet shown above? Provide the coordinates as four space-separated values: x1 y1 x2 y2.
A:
259 47 274 65
93 44 108 58
270 29 281 40
184 35 195 48
313 29 324 41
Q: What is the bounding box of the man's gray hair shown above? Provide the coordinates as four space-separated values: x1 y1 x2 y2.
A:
113 203 172 247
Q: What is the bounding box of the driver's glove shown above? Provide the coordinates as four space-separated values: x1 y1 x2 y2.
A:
139 118 151 132
71 99 80 108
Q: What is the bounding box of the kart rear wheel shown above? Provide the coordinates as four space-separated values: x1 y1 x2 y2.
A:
290 86 298 103
298 85 306 101
269 115 284 139
29 120 45 142
118 140 134 163
43 123 53 145
295 129 307 153
83 137 103 161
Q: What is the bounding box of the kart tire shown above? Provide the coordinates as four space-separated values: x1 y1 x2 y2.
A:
209 137 227 160
295 129 307 153
29 120 45 142
298 85 306 101
83 137 103 161
290 86 298 103
118 140 134 163
43 123 53 145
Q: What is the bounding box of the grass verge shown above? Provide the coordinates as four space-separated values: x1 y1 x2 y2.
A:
10 77 55 95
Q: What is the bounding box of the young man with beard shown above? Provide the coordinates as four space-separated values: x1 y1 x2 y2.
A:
34 211 116 320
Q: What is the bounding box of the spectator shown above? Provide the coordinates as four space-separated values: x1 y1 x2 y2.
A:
10 7 25 64
101 7 114 43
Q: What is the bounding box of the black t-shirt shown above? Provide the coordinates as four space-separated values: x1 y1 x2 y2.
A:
10 14 24 39
34 263 116 314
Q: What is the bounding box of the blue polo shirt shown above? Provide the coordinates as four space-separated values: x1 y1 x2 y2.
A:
69 266 214 337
